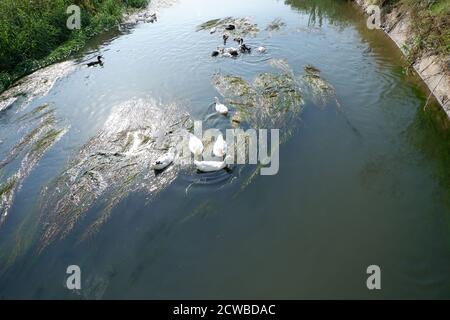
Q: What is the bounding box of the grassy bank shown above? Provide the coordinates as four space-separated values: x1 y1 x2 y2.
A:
370 0 449 67
0 0 149 93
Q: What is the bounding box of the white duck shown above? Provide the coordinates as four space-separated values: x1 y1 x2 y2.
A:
194 155 232 172
213 134 228 158
189 134 204 158
210 27 217 34
214 97 229 115
256 46 267 53
152 148 176 171
194 160 227 172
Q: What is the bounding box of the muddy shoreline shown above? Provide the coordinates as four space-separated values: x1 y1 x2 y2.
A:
354 0 450 119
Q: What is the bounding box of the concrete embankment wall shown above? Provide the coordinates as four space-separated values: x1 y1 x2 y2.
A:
354 0 450 119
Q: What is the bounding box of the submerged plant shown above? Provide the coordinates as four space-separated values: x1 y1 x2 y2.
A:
197 18 223 31
38 99 193 250
0 61 76 112
302 64 341 108
0 177 18 225
265 18 287 32
0 104 66 226
212 74 255 99
197 17 259 36
212 60 304 129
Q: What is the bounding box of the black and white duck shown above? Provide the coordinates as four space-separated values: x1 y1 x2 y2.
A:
240 43 251 53
87 56 103 67
223 34 229 45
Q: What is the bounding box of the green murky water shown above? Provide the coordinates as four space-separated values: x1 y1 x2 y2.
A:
0 0 449 299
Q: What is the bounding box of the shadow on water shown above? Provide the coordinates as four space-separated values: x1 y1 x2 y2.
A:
285 0 356 27
405 99 450 212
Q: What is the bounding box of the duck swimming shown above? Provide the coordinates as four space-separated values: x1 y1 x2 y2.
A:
148 13 157 23
152 148 176 171
240 43 251 53
225 24 236 31
256 46 267 53
234 37 244 44
194 159 228 172
189 134 204 159
226 47 239 57
194 154 232 172
211 47 225 57
87 55 103 67
214 97 229 115
213 134 228 158
223 34 229 45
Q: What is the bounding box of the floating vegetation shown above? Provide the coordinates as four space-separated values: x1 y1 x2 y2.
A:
212 60 304 129
0 97 17 112
212 75 255 99
197 18 222 31
0 105 66 225
197 17 259 36
1 108 55 171
32 128 65 153
269 58 293 75
16 104 51 123
38 99 193 250
265 18 286 32
209 59 347 192
0 62 76 112
302 64 341 108
255 73 302 107
0 177 17 223
0 178 16 197
211 63 303 192
124 0 179 26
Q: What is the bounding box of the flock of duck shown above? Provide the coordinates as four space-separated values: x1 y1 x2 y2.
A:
151 22 269 173
210 24 266 58
85 19 255 174
152 97 230 173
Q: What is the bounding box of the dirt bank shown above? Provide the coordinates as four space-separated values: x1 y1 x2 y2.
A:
354 0 450 119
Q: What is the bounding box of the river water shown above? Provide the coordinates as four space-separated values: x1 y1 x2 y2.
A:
0 0 449 299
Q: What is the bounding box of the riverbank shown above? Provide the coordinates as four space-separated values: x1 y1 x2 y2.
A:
353 0 450 119
0 0 149 94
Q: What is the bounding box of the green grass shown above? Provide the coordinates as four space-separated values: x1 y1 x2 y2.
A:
0 0 149 94
429 0 450 15
373 0 449 67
